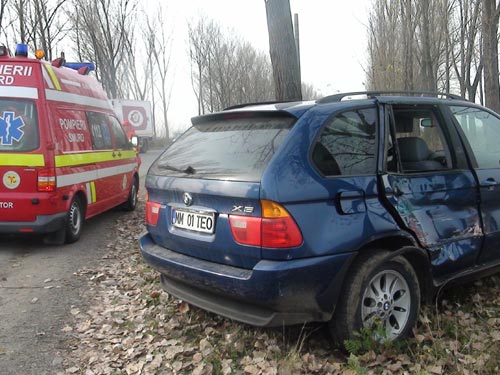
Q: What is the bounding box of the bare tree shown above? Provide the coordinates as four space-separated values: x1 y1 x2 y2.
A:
482 0 500 112
188 18 213 114
188 17 276 114
122 13 150 100
69 0 137 98
0 0 9 32
146 6 172 140
31 0 67 60
449 0 483 101
264 0 302 100
366 0 405 90
5 0 68 59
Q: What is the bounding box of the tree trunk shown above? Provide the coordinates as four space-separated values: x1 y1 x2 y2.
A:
482 0 500 113
265 0 302 101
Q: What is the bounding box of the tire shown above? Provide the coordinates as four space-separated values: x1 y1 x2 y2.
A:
330 250 420 346
65 196 84 243
139 139 148 153
123 177 139 211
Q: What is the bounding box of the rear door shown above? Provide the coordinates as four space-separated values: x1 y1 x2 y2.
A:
448 105 500 265
146 113 295 269
0 99 42 222
380 103 482 279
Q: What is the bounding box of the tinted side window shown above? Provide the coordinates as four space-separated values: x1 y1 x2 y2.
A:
0 99 39 152
109 116 130 149
450 106 500 169
312 107 377 176
88 112 112 150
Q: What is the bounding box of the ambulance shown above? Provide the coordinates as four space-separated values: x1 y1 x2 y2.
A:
0 43 140 244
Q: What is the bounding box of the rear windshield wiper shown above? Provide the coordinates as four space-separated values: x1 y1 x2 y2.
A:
158 163 196 175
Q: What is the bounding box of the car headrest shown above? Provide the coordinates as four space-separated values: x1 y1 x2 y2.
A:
398 137 432 162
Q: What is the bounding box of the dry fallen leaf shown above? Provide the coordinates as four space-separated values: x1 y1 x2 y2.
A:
150 290 161 298
178 301 190 314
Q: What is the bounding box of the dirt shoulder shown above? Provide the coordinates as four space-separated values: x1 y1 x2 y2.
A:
0 211 124 375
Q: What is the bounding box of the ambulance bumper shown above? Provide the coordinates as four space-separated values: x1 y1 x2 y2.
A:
0 212 66 234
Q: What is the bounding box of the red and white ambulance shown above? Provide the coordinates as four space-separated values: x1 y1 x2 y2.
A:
0 44 140 244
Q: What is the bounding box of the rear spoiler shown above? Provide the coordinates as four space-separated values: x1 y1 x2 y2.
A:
191 110 297 126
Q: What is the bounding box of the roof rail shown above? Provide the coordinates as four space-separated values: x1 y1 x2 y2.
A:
224 100 298 111
317 91 465 104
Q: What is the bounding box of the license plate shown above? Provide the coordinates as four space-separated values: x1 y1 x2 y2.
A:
172 208 215 234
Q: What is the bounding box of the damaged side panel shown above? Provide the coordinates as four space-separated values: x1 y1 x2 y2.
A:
385 171 483 278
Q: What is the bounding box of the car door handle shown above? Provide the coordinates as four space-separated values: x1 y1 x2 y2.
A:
481 177 498 187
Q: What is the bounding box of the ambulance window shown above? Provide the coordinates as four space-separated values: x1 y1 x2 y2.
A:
0 100 39 151
109 116 130 149
88 112 112 150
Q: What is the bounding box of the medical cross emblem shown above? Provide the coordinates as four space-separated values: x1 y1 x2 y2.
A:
0 111 25 145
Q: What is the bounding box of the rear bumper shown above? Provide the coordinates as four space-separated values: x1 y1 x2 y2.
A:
0 212 66 234
139 232 355 327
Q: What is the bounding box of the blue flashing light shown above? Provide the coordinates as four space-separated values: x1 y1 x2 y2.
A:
15 44 28 57
65 62 95 72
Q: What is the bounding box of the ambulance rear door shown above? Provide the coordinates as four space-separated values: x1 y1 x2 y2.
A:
0 60 49 224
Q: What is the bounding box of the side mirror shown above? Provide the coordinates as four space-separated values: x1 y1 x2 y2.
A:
420 118 433 128
130 135 139 147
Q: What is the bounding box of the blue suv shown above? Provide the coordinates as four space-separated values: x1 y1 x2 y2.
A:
139 92 500 343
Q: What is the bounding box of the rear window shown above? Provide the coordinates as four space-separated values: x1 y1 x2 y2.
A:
151 116 295 181
0 99 39 151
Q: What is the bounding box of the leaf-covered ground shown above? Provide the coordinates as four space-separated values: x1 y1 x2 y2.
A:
64 203 500 374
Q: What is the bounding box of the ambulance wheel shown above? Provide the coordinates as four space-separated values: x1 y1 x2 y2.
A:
65 197 83 243
124 177 139 211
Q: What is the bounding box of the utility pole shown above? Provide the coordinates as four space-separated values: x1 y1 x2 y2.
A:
265 0 302 101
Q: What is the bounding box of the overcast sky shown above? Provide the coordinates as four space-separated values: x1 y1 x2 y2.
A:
163 1 370 133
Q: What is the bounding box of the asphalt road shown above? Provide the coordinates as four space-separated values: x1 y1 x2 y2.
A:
0 148 162 374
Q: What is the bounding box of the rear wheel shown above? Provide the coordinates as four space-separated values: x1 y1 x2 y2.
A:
123 177 139 211
65 196 83 243
330 251 420 346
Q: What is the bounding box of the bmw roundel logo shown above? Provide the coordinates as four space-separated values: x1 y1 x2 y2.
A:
183 192 193 206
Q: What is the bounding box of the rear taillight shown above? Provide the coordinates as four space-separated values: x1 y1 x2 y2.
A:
229 216 261 246
229 200 303 248
37 168 56 192
146 200 161 226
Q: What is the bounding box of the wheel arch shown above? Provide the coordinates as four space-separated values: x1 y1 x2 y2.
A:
355 235 434 302
73 190 88 218
323 233 433 319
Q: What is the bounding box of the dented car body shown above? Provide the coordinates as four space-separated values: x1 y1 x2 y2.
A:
140 92 500 343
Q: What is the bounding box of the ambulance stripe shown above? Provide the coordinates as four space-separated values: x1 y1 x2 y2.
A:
57 162 137 187
55 150 137 167
86 182 92 203
0 153 44 166
0 86 38 99
42 65 55 89
44 64 61 90
91 181 96 202
85 181 97 203
45 89 112 110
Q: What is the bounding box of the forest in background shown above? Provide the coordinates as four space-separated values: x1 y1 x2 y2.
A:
0 0 498 138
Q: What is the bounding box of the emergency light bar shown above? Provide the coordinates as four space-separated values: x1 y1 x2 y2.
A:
15 43 28 57
65 62 95 72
